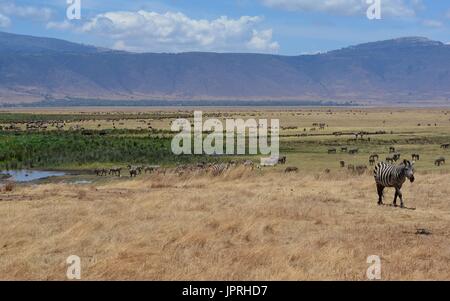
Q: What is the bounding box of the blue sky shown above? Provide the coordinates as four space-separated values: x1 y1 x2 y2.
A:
1 0 450 55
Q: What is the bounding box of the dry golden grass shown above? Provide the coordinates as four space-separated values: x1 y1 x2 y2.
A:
1 167 450 280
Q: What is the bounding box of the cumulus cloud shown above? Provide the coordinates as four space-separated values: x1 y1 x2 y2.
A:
48 10 279 53
0 1 53 22
260 0 421 17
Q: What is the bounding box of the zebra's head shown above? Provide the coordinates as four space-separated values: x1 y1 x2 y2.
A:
402 160 415 183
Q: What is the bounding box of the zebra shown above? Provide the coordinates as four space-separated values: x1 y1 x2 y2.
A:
373 160 415 208
243 160 254 168
209 163 229 176
109 167 122 177
435 157 446 166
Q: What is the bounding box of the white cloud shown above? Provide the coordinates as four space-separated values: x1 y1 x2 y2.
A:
261 0 420 17
48 10 279 53
247 29 279 51
0 1 53 22
0 13 10 28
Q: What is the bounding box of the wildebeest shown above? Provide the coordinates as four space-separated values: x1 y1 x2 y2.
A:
374 160 415 208
285 166 299 173
393 153 401 162
440 143 450 149
369 154 379 161
369 158 376 166
435 157 446 166
389 147 396 153
411 154 420 161
144 165 160 174
349 148 359 155
386 157 395 163
278 156 287 164
95 168 108 176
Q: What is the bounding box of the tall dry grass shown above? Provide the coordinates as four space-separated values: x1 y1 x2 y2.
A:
0 168 450 280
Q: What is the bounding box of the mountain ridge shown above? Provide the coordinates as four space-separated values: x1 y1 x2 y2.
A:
1 31 449 106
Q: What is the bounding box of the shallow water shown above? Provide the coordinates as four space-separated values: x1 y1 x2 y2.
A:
0 170 66 182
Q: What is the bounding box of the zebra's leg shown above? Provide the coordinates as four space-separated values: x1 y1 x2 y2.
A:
377 184 384 205
396 188 404 208
393 190 398 207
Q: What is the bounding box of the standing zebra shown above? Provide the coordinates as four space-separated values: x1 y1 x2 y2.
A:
209 163 229 176
373 160 415 208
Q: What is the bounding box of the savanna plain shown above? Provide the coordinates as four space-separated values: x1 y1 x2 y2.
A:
0 107 450 280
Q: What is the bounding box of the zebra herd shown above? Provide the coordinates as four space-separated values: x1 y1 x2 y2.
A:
95 165 161 178
94 160 257 178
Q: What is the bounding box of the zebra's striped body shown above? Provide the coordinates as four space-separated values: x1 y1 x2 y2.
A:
373 160 415 208
209 163 229 177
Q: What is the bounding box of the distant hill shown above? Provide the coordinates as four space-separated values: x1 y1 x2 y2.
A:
1 32 450 106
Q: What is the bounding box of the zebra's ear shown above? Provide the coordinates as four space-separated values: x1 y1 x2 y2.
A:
403 159 408 165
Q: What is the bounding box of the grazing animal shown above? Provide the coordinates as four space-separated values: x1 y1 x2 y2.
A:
340 161 345 168
109 167 122 177
129 168 138 177
440 143 450 149
349 148 359 155
328 148 337 154
369 154 379 161
393 153 401 162
373 160 415 208
127 165 139 177
278 156 287 164
385 157 394 163
144 165 160 174
209 163 228 176
369 158 376 166
411 154 420 161
389 147 396 153
243 160 254 168
435 157 446 166
341 147 348 152
284 166 298 173
95 168 108 176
